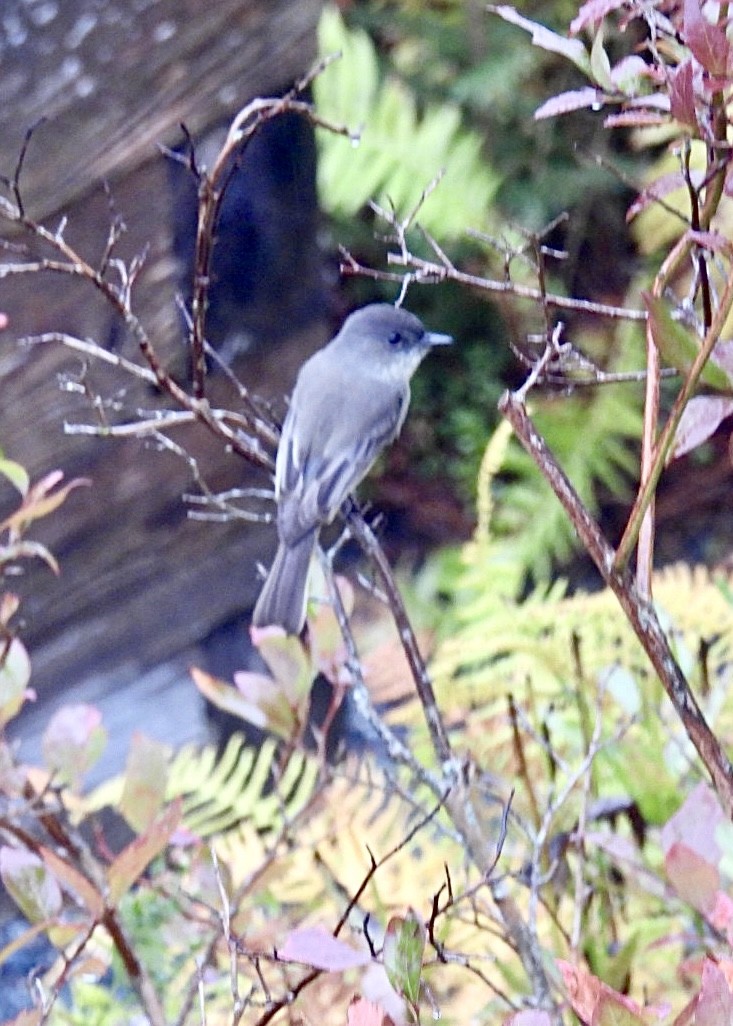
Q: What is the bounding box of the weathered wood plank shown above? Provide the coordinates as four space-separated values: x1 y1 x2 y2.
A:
0 0 323 216
0 0 329 764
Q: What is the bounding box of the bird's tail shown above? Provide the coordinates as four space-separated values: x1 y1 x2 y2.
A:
251 533 317 635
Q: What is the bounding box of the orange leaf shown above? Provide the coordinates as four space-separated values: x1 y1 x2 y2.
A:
38 844 104 919
107 799 181 906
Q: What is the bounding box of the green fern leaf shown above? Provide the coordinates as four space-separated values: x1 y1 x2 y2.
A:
166 735 318 837
314 6 500 238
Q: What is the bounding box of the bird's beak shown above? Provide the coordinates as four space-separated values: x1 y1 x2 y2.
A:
425 331 453 347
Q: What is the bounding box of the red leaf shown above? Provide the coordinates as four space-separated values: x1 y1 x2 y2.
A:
665 843 719 916
604 111 668 128
670 60 698 127
671 396 733 460
534 88 603 119
570 0 628 35
695 958 733 1026
41 703 106 790
558 961 649 1024
688 230 733 256
661 782 725 864
347 998 390 1026
38 844 104 918
558 961 605 1022
192 666 270 730
710 891 733 936
278 926 371 971
504 1012 554 1026
683 0 730 76
626 171 691 220
625 92 671 111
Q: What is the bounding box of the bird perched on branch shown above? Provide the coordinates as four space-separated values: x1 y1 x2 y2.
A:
252 302 453 634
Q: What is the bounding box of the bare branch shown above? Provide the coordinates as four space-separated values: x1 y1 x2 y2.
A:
499 389 733 818
345 510 454 768
184 78 354 399
340 199 647 322
315 541 448 794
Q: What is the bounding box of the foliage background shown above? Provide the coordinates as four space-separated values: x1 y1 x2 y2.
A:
3 1 733 1025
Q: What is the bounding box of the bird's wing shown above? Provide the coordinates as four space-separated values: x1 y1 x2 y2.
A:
275 381 408 546
312 388 407 520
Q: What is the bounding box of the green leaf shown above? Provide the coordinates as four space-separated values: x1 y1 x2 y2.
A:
317 3 379 126
0 637 31 728
165 734 317 836
644 292 732 391
383 910 426 1005
588 932 639 995
590 27 615 91
495 379 642 577
601 725 679 824
120 733 170 833
0 847 62 923
0 457 29 496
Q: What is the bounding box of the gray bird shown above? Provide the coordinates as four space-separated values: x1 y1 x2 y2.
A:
252 303 453 634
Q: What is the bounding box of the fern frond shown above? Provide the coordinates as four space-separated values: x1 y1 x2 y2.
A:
314 6 499 238
475 417 514 544
166 734 319 838
426 556 733 822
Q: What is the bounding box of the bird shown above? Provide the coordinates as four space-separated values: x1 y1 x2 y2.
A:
252 302 453 634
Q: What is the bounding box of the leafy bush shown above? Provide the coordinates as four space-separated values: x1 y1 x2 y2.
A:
4 0 733 1022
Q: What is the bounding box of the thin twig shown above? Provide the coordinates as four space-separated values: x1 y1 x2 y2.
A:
340 245 646 322
315 543 447 794
186 84 353 399
0 204 271 471
346 511 454 768
527 691 610 935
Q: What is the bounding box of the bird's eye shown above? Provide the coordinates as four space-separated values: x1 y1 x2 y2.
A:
387 331 402 346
